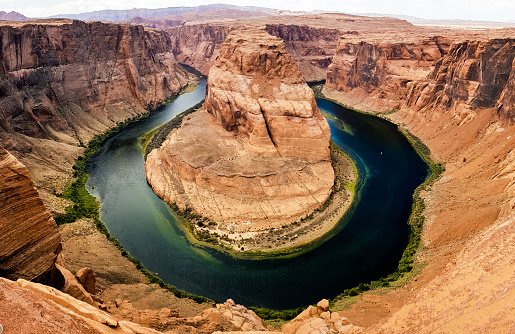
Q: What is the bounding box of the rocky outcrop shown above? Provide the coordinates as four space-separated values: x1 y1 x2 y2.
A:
281 299 364 334
204 28 331 160
405 38 515 123
76 267 96 295
0 277 166 333
0 19 189 213
146 28 333 237
0 145 61 281
325 36 451 112
201 299 270 332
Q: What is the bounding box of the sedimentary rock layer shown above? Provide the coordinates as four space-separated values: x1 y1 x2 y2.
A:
0 19 189 213
0 145 61 280
168 14 421 82
405 38 515 123
325 36 452 112
204 28 331 160
146 28 333 231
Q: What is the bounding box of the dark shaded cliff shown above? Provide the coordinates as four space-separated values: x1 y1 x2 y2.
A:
168 23 229 75
264 24 341 81
0 19 188 141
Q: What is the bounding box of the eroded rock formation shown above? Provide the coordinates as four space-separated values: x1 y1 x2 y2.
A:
325 36 452 112
168 14 420 82
146 28 333 235
405 38 515 123
0 145 61 281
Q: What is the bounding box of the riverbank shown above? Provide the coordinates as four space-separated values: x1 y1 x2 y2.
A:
52 75 215 325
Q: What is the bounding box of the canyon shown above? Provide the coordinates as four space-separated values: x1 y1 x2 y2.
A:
0 9 514 334
0 19 190 216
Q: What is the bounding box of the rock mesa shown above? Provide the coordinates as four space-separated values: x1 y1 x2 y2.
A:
146 28 333 233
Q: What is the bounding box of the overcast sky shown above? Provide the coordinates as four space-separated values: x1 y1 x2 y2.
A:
3 0 515 22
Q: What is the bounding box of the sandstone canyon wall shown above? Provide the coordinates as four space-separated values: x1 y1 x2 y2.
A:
325 36 452 112
170 22 341 81
168 14 418 82
325 34 515 333
0 145 61 281
0 19 189 213
146 28 334 236
405 38 515 123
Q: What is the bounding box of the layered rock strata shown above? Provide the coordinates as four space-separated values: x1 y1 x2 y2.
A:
325 36 452 112
146 28 333 236
168 14 421 82
0 145 61 280
324 35 515 333
0 19 189 214
405 38 515 123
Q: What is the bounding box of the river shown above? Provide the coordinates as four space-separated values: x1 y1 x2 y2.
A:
86 79 428 309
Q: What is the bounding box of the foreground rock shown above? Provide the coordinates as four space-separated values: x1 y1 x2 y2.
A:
0 145 61 281
146 28 334 247
281 299 364 334
0 277 165 333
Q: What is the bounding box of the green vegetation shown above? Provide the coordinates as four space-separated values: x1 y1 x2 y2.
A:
55 92 214 305
249 306 306 321
54 115 150 225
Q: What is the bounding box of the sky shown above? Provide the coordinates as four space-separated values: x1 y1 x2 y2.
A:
3 0 515 22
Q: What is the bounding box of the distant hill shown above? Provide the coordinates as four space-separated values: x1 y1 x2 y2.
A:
48 4 294 22
125 8 276 29
0 11 29 21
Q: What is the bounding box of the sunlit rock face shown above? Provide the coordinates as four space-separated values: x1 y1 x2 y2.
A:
146 28 334 231
0 146 61 281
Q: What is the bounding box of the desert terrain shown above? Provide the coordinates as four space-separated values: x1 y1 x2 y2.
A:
1 5 515 334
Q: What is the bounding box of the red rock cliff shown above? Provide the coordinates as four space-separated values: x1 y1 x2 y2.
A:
324 33 515 333
0 19 190 213
405 38 515 123
146 28 334 235
204 28 331 160
168 21 343 81
325 36 451 112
